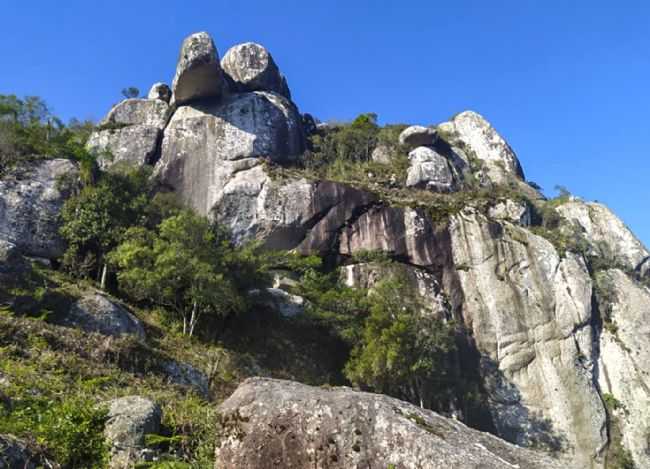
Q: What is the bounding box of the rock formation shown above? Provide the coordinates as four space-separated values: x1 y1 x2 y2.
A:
221 42 291 98
215 378 565 469
0 159 78 259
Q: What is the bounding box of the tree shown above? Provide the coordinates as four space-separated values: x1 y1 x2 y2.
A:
110 211 242 336
344 279 456 410
121 87 140 99
60 168 151 288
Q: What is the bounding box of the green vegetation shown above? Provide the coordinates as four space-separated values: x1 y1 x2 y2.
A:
0 94 95 177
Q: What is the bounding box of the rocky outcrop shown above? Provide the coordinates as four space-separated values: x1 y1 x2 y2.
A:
595 269 650 468
0 240 29 280
437 111 524 185
557 199 649 275
399 125 437 148
161 360 209 398
487 198 532 226
215 378 565 469
0 435 40 469
221 42 291 98
370 143 392 164
448 207 607 467
105 396 162 468
147 82 171 102
155 91 304 218
60 292 145 339
406 146 457 192
0 158 78 259
87 98 170 169
171 32 224 106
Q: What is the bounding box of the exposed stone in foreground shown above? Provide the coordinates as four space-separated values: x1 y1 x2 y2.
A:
0 158 79 259
105 396 162 469
448 207 607 467
60 292 146 339
0 434 40 469
147 82 171 102
557 199 649 275
171 32 224 106
221 42 291 98
156 91 304 217
215 378 565 469
595 269 650 468
399 124 437 148
406 146 457 192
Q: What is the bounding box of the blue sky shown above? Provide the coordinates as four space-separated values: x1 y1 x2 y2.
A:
2 1 649 246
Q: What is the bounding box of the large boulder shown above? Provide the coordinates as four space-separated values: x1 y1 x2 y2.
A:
437 111 524 185
0 158 79 259
215 378 565 469
557 199 649 274
171 32 224 106
0 240 29 279
405 146 457 192
595 269 650 468
398 125 437 148
147 82 171 102
155 91 304 217
87 98 170 170
87 125 162 170
0 435 40 469
105 396 162 468
221 42 291 98
60 292 146 339
447 207 607 467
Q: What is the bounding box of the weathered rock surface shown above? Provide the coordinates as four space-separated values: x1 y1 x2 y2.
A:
0 159 78 259
406 146 457 192
87 125 162 170
370 143 392 164
399 125 437 148
448 207 607 467
100 98 170 129
147 82 171 102
171 32 223 106
437 111 524 185
221 42 291 98
0 434 40 469
557 199 649 275
60 292 145 339
487 198 532 226
105 396 162 468
156 91 304 218
161 360 209 398
339 206 449 268
595 269 650 468
215 378 565 469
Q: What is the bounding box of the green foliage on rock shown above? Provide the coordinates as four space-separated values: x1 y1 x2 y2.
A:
0 94 95 176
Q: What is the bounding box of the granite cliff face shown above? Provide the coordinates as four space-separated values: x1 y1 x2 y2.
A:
3 30 649 469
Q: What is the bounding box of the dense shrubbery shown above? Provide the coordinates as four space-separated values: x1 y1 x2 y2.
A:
0 94 95 177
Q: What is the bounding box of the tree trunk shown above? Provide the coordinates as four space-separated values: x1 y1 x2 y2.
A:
188 301 198 337
100 263 108 290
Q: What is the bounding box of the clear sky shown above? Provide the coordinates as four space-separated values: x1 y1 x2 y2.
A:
2 1 649 246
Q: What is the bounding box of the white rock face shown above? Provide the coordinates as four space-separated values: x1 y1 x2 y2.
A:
398 125 437 148
557 199 649 274
371 143 392 164
155 91 304 218
221 42 291 98
88 98 170 169
406 146 457 192
438 111 524 185
487 198 532 226
0 159 79 259
171 32 224 106
147 82 171 102
448 207 607 467
596 269 650 468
